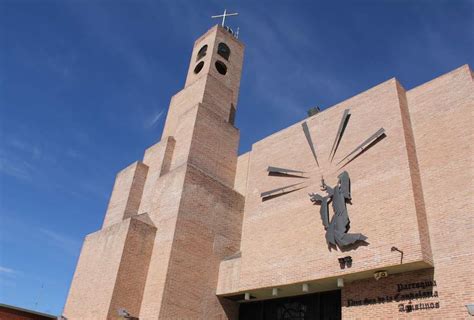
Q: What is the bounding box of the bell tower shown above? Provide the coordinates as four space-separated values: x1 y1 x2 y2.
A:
64 24 245 320
161 25 244 187
139 24 245 319
184 25 243 105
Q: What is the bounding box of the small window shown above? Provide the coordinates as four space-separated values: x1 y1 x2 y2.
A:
217 43 231 61
196 45 208 61
194 61 204 74
215 61 227 75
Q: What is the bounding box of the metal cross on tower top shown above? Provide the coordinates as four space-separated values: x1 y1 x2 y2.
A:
211 9 239 27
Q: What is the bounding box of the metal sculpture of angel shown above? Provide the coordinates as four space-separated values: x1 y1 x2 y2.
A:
309 171 367 249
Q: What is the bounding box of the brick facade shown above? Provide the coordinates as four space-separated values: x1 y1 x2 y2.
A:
64 25 473 319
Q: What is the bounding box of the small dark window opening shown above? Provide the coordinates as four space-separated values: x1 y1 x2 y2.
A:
229 104 236 125
196 45 208 61
215 61 227 75
217 43 231 61
194 61 204 74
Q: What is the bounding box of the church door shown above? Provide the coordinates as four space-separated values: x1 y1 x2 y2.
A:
239 290 341 320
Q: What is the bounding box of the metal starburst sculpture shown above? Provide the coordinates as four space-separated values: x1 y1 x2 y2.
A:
260 108 386 249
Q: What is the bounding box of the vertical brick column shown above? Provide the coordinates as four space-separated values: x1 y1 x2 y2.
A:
103 161 148 228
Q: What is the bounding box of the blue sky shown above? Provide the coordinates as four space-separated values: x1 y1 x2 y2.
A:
0 0 472 315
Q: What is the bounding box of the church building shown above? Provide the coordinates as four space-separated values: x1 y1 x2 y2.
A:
64 23 474 319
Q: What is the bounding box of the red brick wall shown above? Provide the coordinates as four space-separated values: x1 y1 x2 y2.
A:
405 64 473 318
221 65 472 319
235 78 430 292
65 23 472 319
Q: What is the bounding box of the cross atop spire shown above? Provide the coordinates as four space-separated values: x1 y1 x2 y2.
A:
211 9 239 27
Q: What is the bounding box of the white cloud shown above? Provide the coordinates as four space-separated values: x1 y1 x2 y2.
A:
0 156 33 181
145 109 165 129
0 266 16 274
7 138 42 159
66 148 82 159
39 228 81 256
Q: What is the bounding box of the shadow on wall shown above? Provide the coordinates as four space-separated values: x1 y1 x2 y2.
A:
336 240 370 253
220 296 239 320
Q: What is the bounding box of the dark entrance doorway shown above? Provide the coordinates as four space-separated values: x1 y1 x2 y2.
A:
239 290 341 320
